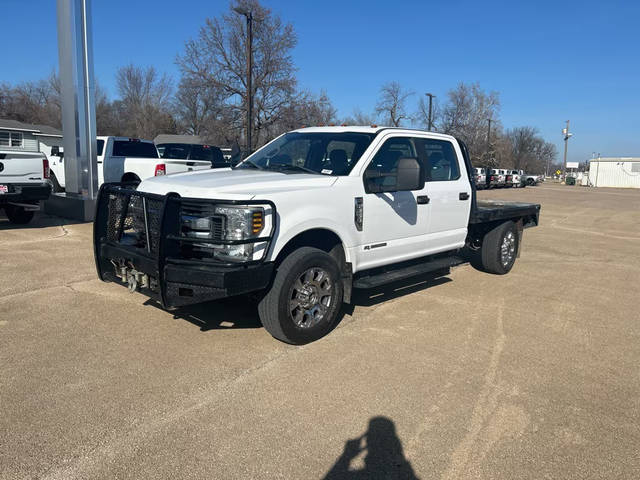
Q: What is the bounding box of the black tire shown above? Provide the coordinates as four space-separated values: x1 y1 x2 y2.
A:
121 173 141 185
5 205 35 225
50 171 63 193
479 221 518 275
258 247 344 344
526 178 535 186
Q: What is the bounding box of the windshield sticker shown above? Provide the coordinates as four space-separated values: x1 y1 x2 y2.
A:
321 169 333 175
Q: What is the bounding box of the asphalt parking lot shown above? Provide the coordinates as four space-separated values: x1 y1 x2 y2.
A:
1 183 639 480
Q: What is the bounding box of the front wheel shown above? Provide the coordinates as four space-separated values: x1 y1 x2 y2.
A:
258 247 344 344
4 205 35 224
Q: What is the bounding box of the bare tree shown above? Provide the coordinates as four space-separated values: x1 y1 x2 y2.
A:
115 64 175 139
440 82 501 164
505 126 557 173
342 107 377 126
276 90 338 133
177 0 297 149
375 81 413 127
0 73 62 128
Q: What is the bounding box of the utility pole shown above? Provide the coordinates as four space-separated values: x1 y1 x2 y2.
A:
425 93 435 131
486 118 492 165
234 7 253 156
562 120 572 178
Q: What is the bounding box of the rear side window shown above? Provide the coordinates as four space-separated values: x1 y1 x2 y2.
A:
191 145 224 163
416 139 461 181
113 140 159 158
96 139 104 156
161 144 190 159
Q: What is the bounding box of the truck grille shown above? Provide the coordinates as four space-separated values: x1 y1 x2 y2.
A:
179 201 225 241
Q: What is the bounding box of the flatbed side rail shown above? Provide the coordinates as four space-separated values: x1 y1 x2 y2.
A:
470 200 541 228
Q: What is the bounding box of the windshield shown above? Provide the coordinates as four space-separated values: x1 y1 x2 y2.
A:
113 140 159 158
236 132 376 175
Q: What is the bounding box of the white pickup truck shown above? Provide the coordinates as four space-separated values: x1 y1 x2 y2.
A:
49 136 211 191
0 150 52 224
94 127 541 344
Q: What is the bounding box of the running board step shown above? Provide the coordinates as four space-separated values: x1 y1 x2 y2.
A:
353 255 466 289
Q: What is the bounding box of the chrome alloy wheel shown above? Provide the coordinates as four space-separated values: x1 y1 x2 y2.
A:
289 267 333 328
500 230 516 267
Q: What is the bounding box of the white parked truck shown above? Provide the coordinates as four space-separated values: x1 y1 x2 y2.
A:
49 136 211 191
473 167 487 189
94 127 540 344
0 150 51 224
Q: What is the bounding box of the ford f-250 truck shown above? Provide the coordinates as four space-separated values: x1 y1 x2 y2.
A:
0 150 51 224
49 136 211 191
94 127 540 344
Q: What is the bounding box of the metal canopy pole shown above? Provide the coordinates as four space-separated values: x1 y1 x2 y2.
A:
56 0 98 200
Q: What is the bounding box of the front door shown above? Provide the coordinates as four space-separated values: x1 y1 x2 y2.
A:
356 136 432 270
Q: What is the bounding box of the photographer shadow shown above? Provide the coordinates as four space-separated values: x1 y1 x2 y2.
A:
324 416 419 480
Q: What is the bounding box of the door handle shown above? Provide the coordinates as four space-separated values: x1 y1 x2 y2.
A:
459 192 470 200
417 195 430 204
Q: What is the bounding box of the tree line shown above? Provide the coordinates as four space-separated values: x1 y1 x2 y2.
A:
0 0 556 173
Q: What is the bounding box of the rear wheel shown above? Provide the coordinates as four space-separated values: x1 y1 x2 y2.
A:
258 247 344 344
479 221 518 275
121 173 141 185
5 205 35 224
526 178 535 186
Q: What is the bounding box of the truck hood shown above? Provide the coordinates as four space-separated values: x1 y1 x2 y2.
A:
138 168 338 199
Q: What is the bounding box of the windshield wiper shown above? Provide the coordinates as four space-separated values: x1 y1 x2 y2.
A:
268 164 321 175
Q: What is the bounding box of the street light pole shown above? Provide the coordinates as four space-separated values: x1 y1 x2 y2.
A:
425 93 435 131
234 7 253 156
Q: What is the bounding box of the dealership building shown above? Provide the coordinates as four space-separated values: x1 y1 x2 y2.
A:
588 157 640 188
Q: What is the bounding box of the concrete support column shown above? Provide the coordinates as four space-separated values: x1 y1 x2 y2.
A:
47 0 98 220
56 0 98 199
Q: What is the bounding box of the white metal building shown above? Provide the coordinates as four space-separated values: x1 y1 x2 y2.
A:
588 157 640 188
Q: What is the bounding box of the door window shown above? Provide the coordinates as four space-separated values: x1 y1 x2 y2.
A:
416 139 460 181
365 137 417 190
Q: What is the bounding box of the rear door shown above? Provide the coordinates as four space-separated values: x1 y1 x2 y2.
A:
418 138 471 252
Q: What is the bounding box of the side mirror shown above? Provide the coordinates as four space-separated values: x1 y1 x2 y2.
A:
396 157 424 191
51 146 60 156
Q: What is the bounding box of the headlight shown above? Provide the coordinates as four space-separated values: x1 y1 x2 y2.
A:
180 205 266 262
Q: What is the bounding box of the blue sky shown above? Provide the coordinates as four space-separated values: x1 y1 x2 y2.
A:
4 0 639 162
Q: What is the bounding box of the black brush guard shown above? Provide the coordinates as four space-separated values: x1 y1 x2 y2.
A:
93 183 276 308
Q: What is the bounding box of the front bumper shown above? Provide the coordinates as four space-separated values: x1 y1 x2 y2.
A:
94 183 276 308
0 182 51 204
